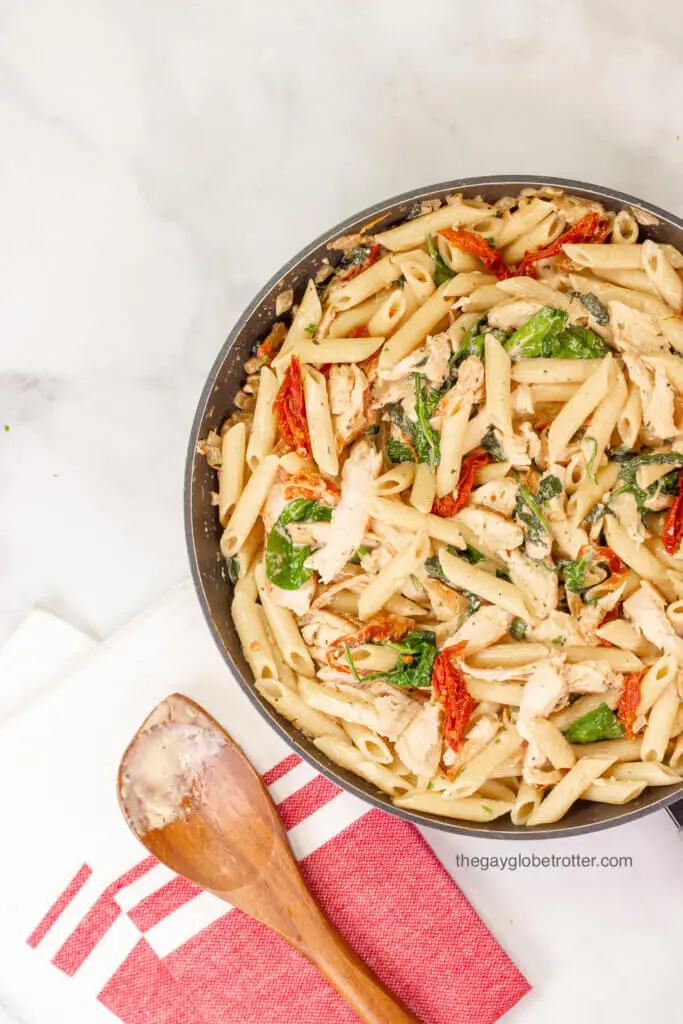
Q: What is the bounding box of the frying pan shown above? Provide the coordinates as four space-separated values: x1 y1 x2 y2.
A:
185 175 683 838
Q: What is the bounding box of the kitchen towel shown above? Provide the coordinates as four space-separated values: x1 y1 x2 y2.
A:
0 583 530 1024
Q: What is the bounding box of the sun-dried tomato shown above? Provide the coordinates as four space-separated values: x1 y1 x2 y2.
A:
579 544 627 578
431 450 490 518
335 615 415 651
274 355 311 458
617 671 644 739
516 213 610 276
663 471 683 555
432 643 474 752
438 228 513 280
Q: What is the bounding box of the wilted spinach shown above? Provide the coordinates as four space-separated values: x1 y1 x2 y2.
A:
562 703 624 744
265 499 333 590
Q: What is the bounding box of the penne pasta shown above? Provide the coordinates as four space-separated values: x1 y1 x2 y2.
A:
527 756 616 826
218 422 247 526
204 186 683 828
222 454 279 556
246 366 278 470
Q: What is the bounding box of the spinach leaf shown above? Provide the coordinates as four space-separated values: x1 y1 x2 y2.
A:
652 469 681 498
513 473 550 545
496 568 512 582
363 630 438 689
536 474 562 506
427 234 455 287
609 449 683 523
559 553 593 593
453 319 486 365
562 703 624 744
337 245 371 271
584 500 610 526
481 425 506 463
510 617 527 640
504 306 568 359
386 438 416 463
550 326 609 359
265 499 333 590
570 290 610 325
462 544 486 564
413 374 441 466
365 423 380 436
425 555 447 583
227 555 240 585
606 446 635 463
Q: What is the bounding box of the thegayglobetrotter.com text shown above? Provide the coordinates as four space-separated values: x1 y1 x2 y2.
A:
453 852 633 871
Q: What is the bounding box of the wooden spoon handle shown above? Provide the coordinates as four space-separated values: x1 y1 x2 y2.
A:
292 892 422 1024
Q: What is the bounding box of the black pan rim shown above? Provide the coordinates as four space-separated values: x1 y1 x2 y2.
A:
185 174 683 840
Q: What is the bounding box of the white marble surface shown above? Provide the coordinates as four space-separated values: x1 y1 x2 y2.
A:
2 1 683 1021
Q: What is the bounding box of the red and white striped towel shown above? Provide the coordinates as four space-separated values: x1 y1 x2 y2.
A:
0 584 529 1024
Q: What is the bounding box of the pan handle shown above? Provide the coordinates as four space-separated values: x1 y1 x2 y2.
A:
666 796 683 830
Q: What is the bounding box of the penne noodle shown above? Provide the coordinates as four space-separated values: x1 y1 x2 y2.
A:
256 677 346 740
485 335 512 437
254 563 315 677
330 255 402 311
511 359 602 385
359 532 430 620
609 761 683 786
527 718 576 770
315 734 413 796
327 294 388 337
642 240 683 311
303 367 338 477
641 682 679 762
564 243 645 269
410 462 437 514
246 366 278 470
374 200 491 251
439 548 531 620
437 399 472 498
581 779 647 804
343 722 394 765
231 592 278 680
368 496 465 548
548 355 612 463
373 463 416 496
222 454 279 556
218 422 247 526
393 792 514 821
510 782 543 825
379 279 463 369
273 336 385 368
527 757 616 826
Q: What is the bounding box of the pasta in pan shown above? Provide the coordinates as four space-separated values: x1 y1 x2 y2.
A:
202 187 683 826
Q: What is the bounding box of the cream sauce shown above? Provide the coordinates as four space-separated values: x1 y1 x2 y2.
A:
121 722 225 834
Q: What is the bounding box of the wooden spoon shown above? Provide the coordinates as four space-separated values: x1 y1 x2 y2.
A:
117 693 421 1024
